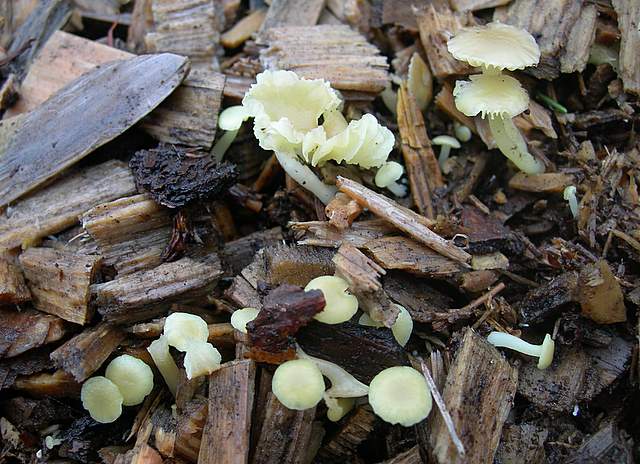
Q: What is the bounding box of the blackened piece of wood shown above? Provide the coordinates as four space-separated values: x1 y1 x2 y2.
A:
13 369 81 398
383 446 422 464
0 160 136 250
259 0 324 35
495 423 548 464
0 256 31 304
384 271 453 323
2 396 81 433
247 284 324 356
19 247 102 325
222 227 283 276
317 406 376 462
0 349 51 390
429 329 517 464
0 53 189 207
297 321 408 383
612 0 640 95
142 71 226 149
518 271 578 324
0 308 66 358
130 145 237 209
333 243 397 327
175 396 207 462
225 275 263 309
93 255 223 323
459 206 522 256
251 392 317 464
198 360 256 464
567 421 634 464
263 244 335 287
50 323 125 381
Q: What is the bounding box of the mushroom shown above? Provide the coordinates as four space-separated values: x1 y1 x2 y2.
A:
230 307 260 334
305 275 358 324
487 332 555 369
105 354 154 406
183 340 222 380
454 121 472 142
358 304 413 347
324 395 355 422
147 335 180 395
407 52 432 111
298 349 369 398
81 376 124 423
368 366 432 426
271 359 326 410
432 135 461 170
211 105 249 161
374 161 407 197
563 185 579 218
447 22 545 174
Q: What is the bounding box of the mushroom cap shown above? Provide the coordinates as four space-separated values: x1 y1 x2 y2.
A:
390 304 413 347
272 359 325 410
563 185 577 201
432 135 461 149
183 340 221 380
447 22 540 71
218 105 249 131
230 307 260 334
375 161 404 188
305 275 359 324
453 73 529 119
81 376 123 423
537 334 555 369
164 312 209 352
368 366 432 426
105 355 154 406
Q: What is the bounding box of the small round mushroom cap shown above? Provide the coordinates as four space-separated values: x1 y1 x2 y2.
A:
230 307 259 334
105 355 154 406
453 73 529 119
218 105 249 131
432 135 461 149
447 22 540 71
272 359 325 410
81 376 123 423
305 275 358 324
358 304 413 347
537 334 555 369
369 366 432 426
375 161 404 188
164 312 209 352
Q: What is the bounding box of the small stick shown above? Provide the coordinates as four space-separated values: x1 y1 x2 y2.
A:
433 282 505 323
336 176 471 264
253 153 282 192
419 358 466 457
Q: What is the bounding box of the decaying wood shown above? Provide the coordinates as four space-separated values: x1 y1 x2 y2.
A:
416 4 472 80
0 256 31 304
260 25 389 94
611 0 640 94
333 243 397 327
495 423 548 464
13 369 81 398
263 244 334 287
142 71 225 149
259 0 324 35
518 271 578 324
508 172 575 193
384 446 422 464
145 0 223 70
198 360 256 464
93 254 223 323
364 236 464 277
336 177 472 264
175 396 208 462
429 329 517 464
114 444 163 464
577 260 626 324
397 81 442 218
317 406 376 462
225 275 262 309
221 8 267 48
0 53 188 207
384 272 453 323
252 393 317 464
325 193 363 230
567 421 634 463
0 308 65 358
449 0 510 12
50 323 125 382
291 219 395 248
0 160 136 250
19 247 101 325
494 0 597 79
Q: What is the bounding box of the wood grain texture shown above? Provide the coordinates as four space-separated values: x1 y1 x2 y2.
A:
0 53 188 206
612 0 640 95
259 0 325 35
0 255 31 304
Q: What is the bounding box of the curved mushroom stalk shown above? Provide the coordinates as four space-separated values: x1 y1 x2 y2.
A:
211 129 239 162
274 150 337 204
488 116 544 174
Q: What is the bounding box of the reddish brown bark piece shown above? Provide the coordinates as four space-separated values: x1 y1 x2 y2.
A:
13 369 81 398
325 193 363 230
247 284 325 355
0 308 66 359
577 260 626 324
0 256 31 304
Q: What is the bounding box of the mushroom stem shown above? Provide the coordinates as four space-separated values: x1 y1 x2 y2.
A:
211 129 239 162
487 332 555 369
563 185 578 218
274 150 337 204
488 115 544 174
437 146 452 169
385 181 407 197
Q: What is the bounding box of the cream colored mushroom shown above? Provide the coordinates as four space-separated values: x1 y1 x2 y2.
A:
212 105 250 161
230 307 260 334
487 332 555 369
147 335 180 395
272 359 326 410
432 135 461 170
358 304 413 347
105 355 154 406
374 161 406 197
81 376 123 423
305 275 358 324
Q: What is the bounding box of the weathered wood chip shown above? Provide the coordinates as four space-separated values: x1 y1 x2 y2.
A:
508 172 575 193
291 219 396 249
0 308 66 358
612 0 640 95
518 271 578 324
13 369 81 398
221 8 267 48
0 53 189 207
577 260 626 324
259 0 325 35
263 244 335 287
0 256 31 304
317 405 376 461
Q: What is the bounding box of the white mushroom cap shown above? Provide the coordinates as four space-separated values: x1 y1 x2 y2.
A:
105 355 154 406
375 161 404 188
218 105 250 131
183 340 222 380
368 366 432 426
272 359 326 410
147 335 179 395
537 334 555 370
447 22 540 71
81 376 123 423
432 135 461 149
358 304 413 347
230 307 260 334
164 312 209 352
305 275 358 324
453 73 529 119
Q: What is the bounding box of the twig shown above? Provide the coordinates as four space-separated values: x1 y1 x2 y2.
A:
433 282 506 324
419 358 466 457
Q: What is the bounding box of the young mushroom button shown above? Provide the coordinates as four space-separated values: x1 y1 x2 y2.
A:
432 135 461 170
487 332 555 370
81 376 124 424
212 105 250 161
105 354 154 406
272 359 326 410
230 307 260 333
305 275 358 324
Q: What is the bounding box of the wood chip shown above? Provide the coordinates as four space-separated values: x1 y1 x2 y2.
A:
0 160 136 250
336 177 472 264
317 406 376 461
495 424 548 464
259 0 325 35
175 396 207 462
221 8 267 48
325 192 363 230
19 247 102 325
13 369 81 398
612 0 640 95
449 0 510 12
0 308 66 358
508 172 575 193
577 260 626 324
221 227 283 276
384 272 453 323
518 271 578 324
50 322 125 381
264 244 335 287
0 53 188 207
0 255 31 304
291 219 396 248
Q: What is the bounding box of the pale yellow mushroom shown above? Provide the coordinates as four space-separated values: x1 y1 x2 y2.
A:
147 335 179 395
230 307 260 334
305 275 358 324
183 340 222 380
358 304 413 347
164 312 209 352
487 332 555 370
81 376 123 423
272 359 325 410
105 354 154 406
